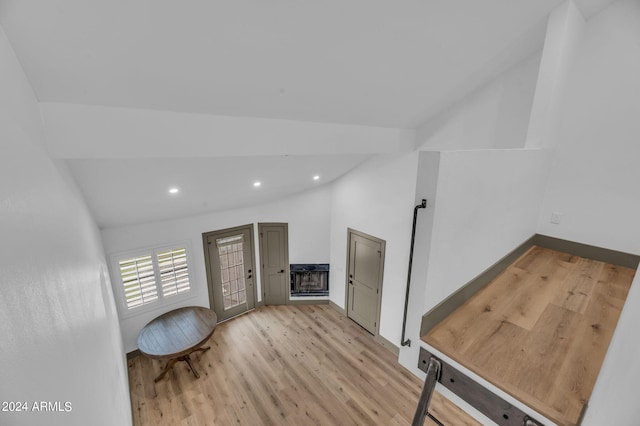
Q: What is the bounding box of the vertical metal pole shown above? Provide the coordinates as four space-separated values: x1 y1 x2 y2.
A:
401 199 427 347
412 357 441 426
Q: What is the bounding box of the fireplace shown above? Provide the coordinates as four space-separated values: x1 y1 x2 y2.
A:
290 264 329 297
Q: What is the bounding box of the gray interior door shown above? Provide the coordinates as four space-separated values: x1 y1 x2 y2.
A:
259 223 289 305
346 229 385 335
203 225 256 322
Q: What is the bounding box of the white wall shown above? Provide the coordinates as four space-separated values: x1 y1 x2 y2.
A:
329 152 420 345
534 1 640 423
536 0 640 256
400 26 555 374
0 26 131 426
397 151 441 366
416 51 541 151
425 149 549 310
398 36 553 376
402 2 640 423
526 0 585 150
399 149 550 373
102 186 332 353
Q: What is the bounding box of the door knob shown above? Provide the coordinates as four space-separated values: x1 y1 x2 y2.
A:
278 269 285 273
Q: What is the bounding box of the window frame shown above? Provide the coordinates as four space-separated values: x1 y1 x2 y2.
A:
109 241 197 319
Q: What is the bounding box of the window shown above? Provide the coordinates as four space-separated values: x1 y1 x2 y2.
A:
112 244 193 315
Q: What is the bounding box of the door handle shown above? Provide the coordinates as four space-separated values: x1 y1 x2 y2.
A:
278 270 285 273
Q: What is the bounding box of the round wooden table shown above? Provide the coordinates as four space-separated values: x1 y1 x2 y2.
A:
137 306 217 382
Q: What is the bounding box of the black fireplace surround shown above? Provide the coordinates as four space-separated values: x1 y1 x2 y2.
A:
290 264 329 297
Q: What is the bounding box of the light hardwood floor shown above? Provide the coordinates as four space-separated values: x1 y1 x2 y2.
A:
129 305 431 425
423 246 636 426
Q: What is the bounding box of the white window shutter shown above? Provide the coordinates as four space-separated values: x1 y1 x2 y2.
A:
119 255 158 309
157 247 191 298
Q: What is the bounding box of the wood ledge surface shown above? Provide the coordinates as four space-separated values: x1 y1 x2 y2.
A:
423 245 636 426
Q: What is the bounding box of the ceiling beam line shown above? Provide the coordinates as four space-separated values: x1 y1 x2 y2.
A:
40 102 415 159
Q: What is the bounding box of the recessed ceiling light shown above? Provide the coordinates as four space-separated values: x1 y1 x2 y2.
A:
313 175 320 181
253 181 261 187
168 187 179 194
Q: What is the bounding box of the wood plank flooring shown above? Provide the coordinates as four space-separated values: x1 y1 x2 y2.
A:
427 391 481 426
129 305 473 426
423 246 636 426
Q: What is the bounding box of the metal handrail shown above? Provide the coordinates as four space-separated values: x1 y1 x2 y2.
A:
401 199 427 347
411 356 441 426
416 348 545 425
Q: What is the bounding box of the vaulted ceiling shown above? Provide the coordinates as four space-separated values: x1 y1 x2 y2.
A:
0 0 617 227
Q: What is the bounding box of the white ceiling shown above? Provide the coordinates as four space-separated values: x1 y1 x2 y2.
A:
1 0 599 127
0 0 617 228
66 155 370 228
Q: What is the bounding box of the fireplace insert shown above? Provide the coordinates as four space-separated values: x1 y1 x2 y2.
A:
290 264 329 297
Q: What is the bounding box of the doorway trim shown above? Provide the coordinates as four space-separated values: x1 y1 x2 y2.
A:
202 224 259 320
345 228 386 336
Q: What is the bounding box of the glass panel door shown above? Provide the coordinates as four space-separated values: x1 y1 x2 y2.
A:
204 225 256 322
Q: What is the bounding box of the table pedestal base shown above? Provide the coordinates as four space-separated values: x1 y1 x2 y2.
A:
154 346 211 382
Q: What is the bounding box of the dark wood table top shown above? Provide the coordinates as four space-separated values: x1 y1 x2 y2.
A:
137 306 217 360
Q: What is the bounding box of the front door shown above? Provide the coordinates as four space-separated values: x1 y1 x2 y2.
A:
259 223 289 305
203 224 256 322
346 229 385 335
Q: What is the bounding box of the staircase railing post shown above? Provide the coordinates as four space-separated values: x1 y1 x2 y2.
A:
411 356 441 426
